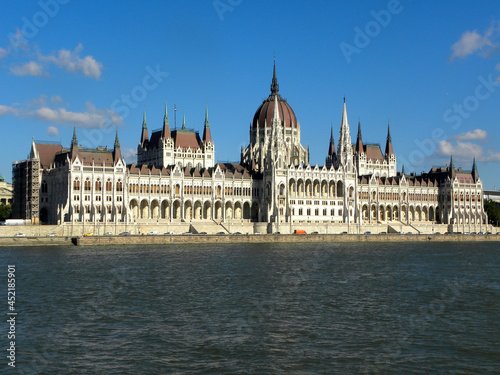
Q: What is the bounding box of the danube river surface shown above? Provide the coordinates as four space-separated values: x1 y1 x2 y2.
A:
1 242 499 374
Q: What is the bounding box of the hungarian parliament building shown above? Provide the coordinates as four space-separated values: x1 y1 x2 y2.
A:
12 64 487 233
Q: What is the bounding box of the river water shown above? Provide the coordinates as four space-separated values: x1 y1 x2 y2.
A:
1 242 499 374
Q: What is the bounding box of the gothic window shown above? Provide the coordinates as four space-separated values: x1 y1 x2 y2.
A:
73 178 80 191
116 180 123 192
95 179 102 192
41 180 48 193
84 178 91 191
106 179 112 192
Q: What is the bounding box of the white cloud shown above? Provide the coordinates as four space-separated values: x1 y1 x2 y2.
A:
32 101 122 128
450 129 488 141
437 139 500 162
10 61 46 77
449 23 499 61
0 97 122 129
47 126 59 137
50 95 63 105
0 47 8 59
39 43 103 79
0 105 17 116
123 148 137 164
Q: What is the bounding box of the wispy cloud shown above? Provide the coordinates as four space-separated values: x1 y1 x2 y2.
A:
10 61 47 77
33 101 122 128
38 43 103 79
0 47 8 59
0 97 122 129
0 37 103 79
449 128 488 141
122 148 137 164
47 126 59 137
437 129 500 162
0 105 17 116
449 22 500 61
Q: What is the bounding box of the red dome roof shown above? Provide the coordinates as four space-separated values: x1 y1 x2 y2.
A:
252 64 298 129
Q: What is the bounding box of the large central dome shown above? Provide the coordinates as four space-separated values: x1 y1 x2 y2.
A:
252 64 298 129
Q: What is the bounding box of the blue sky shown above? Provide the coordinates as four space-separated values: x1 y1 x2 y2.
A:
0 0 499 189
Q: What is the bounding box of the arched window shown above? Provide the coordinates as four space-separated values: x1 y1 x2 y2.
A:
106 179 112 192
95 179 102 192
41 180 48 193
73 178 80 191
85 178 91 191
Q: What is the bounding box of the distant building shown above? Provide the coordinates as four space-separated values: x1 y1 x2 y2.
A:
12 64 488 232
0 174 13 206
484 190 500 204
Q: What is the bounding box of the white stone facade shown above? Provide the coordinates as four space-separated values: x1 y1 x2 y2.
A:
13 65 487 233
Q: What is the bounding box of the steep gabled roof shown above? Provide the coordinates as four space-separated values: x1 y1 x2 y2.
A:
364 144 384 161
172 129 201 150
35 143 63 169
77 149 114 166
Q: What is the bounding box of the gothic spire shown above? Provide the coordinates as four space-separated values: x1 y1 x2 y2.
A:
328 127 335 158
114 129 122 164
72 126 78 147
355 121 364 154
71 126 78 161
449 155 455 179
337 98 352 165
182 114 186 130
163 101 170 139
30 136 39 159
270 60 279 95
140 109 149 145
472 156 479 182
385 123 394 157
203 107 212 143
272 94 280 125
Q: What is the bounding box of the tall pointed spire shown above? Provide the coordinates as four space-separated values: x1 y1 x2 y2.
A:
328 127 335 158
385 123 394 157
203 107 212 143
72 126 78 147
140 109 149 145
163 101 170 139
472 156 479 182
449 155 455 179
70 126 78 161
402 164 405 175
337 98 352 166
272 94 280 124
114 129 122 164
355 121 364 154
182 114 186 130
30 136 39 159
270 59 279 95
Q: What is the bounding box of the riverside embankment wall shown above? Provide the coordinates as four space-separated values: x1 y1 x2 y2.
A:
75 233 500 246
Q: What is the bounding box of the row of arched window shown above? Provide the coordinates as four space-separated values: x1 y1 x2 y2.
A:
73 178 122 193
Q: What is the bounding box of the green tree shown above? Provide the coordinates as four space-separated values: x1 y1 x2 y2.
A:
484 199 500 225
0 204 11 221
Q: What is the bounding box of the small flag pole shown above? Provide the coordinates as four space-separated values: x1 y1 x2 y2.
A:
174 104 177 129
